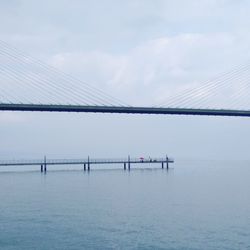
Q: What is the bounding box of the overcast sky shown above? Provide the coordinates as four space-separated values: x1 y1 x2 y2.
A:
1 0 250 161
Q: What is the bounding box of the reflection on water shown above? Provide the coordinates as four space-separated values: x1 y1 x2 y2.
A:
0 160 250 250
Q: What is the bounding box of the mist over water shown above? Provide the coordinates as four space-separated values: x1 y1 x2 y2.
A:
0 160 250 250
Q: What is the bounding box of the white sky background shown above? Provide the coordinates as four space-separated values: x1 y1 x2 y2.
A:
1 0 250 160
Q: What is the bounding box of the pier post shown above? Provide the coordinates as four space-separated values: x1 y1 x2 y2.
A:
44 156 47 172
124 163 126 170
128 155 131 171
84 163 86 171
162 162 164 169
41 164 43 172
166 155 169 170
87 156 90 171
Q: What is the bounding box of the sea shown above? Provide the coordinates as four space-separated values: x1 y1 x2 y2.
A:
0 159 250 250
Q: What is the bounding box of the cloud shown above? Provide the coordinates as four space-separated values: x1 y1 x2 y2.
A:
2 0 250 55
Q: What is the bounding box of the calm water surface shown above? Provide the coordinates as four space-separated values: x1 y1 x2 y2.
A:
0 160 250 250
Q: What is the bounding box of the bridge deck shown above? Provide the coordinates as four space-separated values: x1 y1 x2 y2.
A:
1 103 250 117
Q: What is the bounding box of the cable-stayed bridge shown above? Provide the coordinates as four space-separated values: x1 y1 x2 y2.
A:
1 41 250 117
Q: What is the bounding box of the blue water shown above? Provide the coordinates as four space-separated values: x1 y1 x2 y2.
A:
1 160 250 250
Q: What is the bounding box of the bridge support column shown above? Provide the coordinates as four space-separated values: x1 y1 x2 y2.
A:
124 163 126 170
84 163 86 171
162 162 164 169
41 164 43 172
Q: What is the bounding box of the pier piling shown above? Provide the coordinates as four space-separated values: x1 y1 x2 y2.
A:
166 155 169 170
128 155 131 171
87 156 90 171
44 156 47 172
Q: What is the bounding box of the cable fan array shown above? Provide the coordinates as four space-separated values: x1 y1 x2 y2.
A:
0 40 128 107
156 61 250 111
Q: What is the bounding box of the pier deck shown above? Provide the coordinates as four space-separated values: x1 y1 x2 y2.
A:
0 156 174 172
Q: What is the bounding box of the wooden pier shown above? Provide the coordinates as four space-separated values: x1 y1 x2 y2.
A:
0 155 174 172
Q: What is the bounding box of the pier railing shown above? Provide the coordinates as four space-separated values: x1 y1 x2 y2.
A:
0 157 174 166
0 156 174 172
